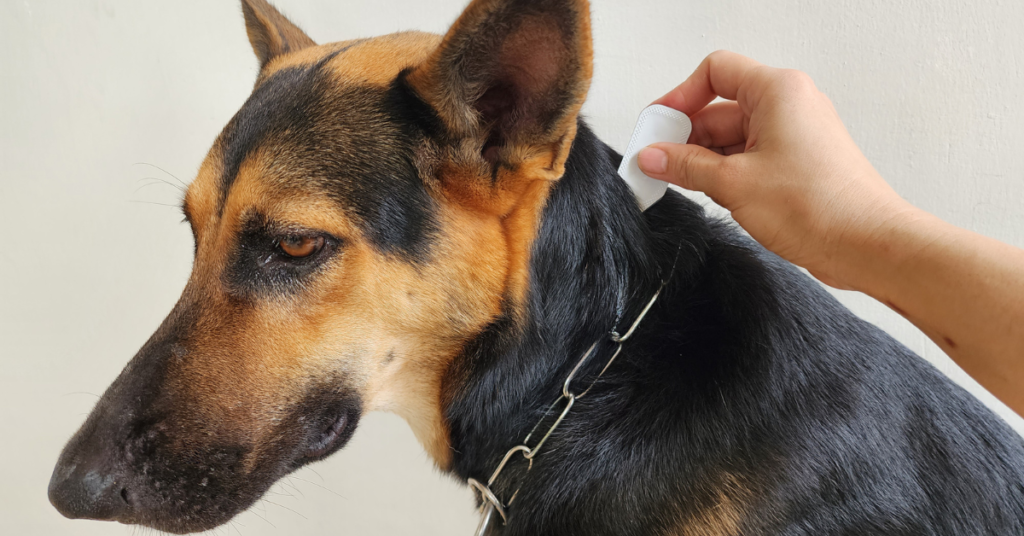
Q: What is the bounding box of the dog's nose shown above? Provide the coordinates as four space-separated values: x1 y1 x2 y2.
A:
48 460 129 521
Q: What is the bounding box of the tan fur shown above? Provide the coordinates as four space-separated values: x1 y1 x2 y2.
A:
182 133 511 468
667 475 748 536
408 0 593 312
262 32 442 87
176 0 594 473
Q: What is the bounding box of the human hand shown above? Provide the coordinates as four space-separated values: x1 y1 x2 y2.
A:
638 51 915 290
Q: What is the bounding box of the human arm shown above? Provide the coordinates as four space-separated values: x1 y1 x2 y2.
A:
636 50 1024 415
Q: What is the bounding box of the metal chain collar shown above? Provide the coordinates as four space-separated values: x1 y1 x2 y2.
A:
467 281 666 536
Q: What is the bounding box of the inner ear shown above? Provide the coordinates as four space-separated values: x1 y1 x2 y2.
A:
475 15 574 160
408 0 592 162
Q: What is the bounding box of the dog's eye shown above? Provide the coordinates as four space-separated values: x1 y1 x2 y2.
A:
278 235 324 258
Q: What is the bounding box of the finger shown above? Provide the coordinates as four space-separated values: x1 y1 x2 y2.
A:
638 143 729 201
722 142 746 155
687 101 747 149
651 50 763 116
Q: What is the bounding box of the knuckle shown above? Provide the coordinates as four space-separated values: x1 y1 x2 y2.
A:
662 149 701 190
672 149 700 181
779 69 816 92
716 155 741 178
713 157 746 196
707 49 732 63
706 49 740 72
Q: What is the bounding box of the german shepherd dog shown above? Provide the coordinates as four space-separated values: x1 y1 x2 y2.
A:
49 0 1024 534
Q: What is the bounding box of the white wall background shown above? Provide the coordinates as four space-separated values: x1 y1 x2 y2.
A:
2 0 1023 534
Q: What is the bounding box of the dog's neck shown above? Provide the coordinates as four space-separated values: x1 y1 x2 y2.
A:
442 120 709 495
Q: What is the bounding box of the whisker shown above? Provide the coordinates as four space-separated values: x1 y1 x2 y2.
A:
281 477 306 499
128 200 182 208
134 162 189 188
262 499 307 520
61 391 100 398
306 468 326 482
248 504 276 529
134 177 186 194
265 489 295 499
289 475 347 500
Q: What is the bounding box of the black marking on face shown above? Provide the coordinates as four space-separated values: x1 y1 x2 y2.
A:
216 46 438 262
219 65 316 209
384 68 445 141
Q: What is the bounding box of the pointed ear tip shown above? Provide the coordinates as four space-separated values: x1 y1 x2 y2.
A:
239 0 315 68
239 0 265 25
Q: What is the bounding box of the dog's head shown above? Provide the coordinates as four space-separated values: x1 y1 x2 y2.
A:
48 0 591 532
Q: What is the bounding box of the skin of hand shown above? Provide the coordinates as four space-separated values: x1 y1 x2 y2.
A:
638 50 1024 417
637 50 910 290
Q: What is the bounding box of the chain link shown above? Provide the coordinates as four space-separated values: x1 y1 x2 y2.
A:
469 284 664 534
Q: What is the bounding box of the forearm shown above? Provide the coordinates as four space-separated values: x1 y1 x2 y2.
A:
844 205 1024 414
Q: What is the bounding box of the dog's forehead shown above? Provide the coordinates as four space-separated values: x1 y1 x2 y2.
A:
263 32 441 85
186 32 443 260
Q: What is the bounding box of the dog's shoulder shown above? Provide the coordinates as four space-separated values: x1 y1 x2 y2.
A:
644 188 1024 534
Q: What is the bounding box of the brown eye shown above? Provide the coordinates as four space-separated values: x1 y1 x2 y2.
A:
278 235 323 258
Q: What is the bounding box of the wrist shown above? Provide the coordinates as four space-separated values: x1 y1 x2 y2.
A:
828 196 930 298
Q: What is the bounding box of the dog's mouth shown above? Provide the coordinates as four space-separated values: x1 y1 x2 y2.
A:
300 404 360 463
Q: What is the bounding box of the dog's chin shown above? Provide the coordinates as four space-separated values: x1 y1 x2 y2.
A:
115 507 240 535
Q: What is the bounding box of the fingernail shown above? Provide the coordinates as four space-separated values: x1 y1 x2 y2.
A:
638 147 668 174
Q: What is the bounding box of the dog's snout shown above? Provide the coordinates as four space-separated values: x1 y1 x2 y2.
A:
48 458 130 521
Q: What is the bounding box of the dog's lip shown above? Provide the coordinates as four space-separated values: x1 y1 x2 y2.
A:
303 412 350 461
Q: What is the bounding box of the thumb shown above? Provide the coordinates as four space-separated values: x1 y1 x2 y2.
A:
638 143 727 197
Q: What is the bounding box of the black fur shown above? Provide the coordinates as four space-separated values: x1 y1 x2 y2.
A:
218 49 437 262
51 3 1024 532
443 121 1024 535
385 68 446 141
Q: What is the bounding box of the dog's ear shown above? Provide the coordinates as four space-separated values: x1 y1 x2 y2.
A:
241 0 316 69
407 0 593 179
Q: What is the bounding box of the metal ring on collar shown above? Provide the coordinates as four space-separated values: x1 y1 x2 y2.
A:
467 478 507 523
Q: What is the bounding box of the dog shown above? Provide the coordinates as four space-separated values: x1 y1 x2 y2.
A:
48 0 1024 534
